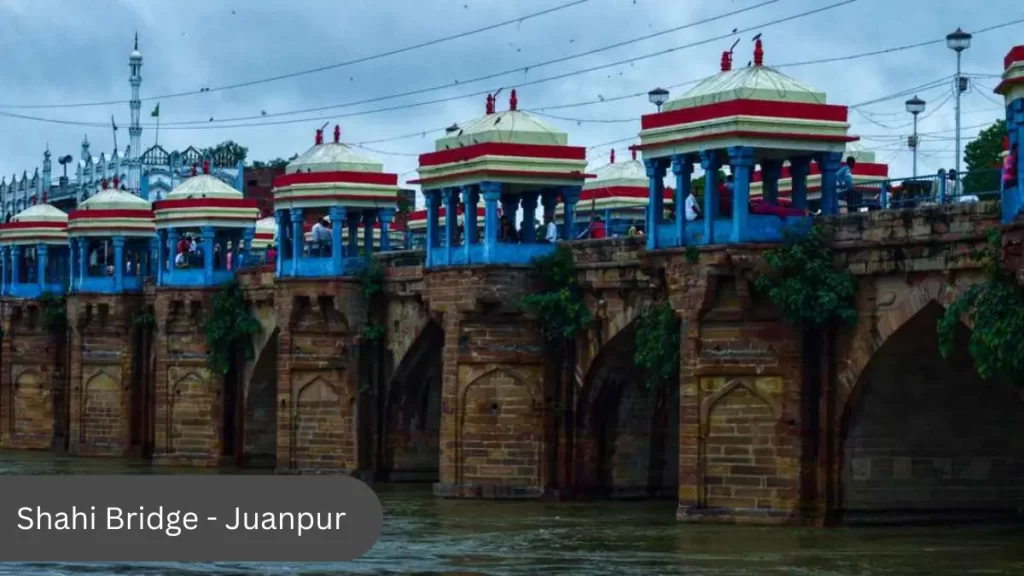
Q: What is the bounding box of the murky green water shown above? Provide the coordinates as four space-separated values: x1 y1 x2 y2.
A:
0 452 1022 575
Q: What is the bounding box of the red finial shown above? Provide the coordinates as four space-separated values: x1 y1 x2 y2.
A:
112 175 119 189
191 163 198 177
721 50 732 72
754 38 764 66
486 94 495 115
509 89 518 111
333 125 340 143
631 148 637 161
315 129 324 145
202 159 210 174
101 178 108 190
610 149 615 164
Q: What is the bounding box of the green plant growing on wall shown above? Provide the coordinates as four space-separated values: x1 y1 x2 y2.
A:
522 246 592 341
633 301 680 389
752 226 857 328
132 308 156 329
937 229 1024 387
205 279 261 374
358 255 386 342
38 293 67 335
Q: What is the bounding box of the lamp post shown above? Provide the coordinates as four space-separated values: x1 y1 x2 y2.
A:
905 95 926 178
947 27 972 180
648 87 669 112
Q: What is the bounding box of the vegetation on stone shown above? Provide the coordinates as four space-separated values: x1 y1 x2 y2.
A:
38 293 67 335
358 255 386 342
634 301 680 389
522 246 591 341
753 226 857 328
963 119 1006 196
938 229 1024 387
205 279 261 374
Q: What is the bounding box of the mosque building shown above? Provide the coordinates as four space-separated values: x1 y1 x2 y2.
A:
0 34 243 221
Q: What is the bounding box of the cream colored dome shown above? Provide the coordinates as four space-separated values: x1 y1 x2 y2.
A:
12 203 68 224
664 65 827 112
77 189 152 211
287 142 383 174
585 157 647 190
167 174 242 200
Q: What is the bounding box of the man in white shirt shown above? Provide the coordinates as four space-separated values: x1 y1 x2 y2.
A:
311 217 331 255
685 191 702 221
544 216 558 243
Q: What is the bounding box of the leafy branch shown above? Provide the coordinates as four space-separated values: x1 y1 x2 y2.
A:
38 293 67 335
634 301 680 389
358 255 386 342
937 229 1024 387
752 226 857 328
521 247 591 341
204 279 261 374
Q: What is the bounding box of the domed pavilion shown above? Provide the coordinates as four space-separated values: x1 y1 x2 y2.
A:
0 199 70 298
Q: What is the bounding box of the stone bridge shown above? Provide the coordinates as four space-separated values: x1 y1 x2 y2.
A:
1 201 1022 526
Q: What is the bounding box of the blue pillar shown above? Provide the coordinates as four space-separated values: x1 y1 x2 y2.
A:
242 227 254 270
443 187 457 249
462 185 478 246
379 208 394 252
201 226 215 285
480 181 501 261
561 186 580 241
290 208 304 276
10 245 20 286
150 236 160 280
790 156 811 212
330 205 345 273
1 246 7 295
672 154 692 246
37 244 48 292
937 170 948 204
347 212 359 257
67 238 77 292
362 209 376 255
728 146 754 244
817 152 843 216
520 191 538 243
274 211 284 277
761 159 783 205
113 236 125 292
644 158 667 250
541 189 557 236
425 190 440 266
700 151 721 245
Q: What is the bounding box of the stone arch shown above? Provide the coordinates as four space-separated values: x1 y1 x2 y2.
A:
13 368 48 441
574 317 679 498
243 328 278 467
293 374 350 471
836 299 1024 522
380 319 443 482
168 372 212 456
82 370 121 447
700 379 780 436
577 289 656 386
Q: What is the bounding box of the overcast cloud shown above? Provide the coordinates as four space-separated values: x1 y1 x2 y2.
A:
0 0 1017 203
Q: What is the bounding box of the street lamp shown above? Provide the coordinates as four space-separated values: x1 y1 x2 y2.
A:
648 87 669 112
947 27 972 180
905 95 926 178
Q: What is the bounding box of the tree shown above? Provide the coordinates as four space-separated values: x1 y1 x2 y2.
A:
963 119 1006 195
690 168 726 203
251 154 298 170
202 140 248 165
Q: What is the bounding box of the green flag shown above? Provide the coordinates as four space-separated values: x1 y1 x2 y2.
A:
151 103 160 118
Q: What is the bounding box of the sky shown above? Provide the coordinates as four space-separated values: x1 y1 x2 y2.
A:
0 0 1017 207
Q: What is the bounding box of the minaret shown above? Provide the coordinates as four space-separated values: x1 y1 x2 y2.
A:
128 32 143 193
41 145 51 204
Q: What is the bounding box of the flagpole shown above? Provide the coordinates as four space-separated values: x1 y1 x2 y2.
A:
156 114 160 147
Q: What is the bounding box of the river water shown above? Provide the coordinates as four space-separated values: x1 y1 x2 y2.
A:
0 452 1021 576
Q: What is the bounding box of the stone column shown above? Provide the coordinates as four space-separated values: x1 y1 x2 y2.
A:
817 152 843 216
201 226 215 284
672 154 693 246
560 186 580 241
274 211 285 277
761 159 784 206
36 244 48 291
329 205 346 274
67 238 77 292
727 146 754 243
425 190 440 266
113 236 125 292
290 208 304 276
443 187 457 249
362 209 376 254
10 246 19 286
480 181 501 261
379 208 394 252
520 191 538 243
242 227 254 270
462 185 478 246
699 151 721 245
149 236 160 280
645 158 668 249
0 246 6 295
789 156 812 212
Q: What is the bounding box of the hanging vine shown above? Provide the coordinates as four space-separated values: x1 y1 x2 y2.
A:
633 301 680 389
358 256 386 342
38 293 67 335
752 226 858 328
521 246 592 341
204 279 261 374
132 307 156 329
937 229 1024 387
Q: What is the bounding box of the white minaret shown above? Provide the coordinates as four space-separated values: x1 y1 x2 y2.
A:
128 32 143 193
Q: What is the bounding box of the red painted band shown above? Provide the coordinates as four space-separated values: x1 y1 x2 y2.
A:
0 221 66 230
410 169 594 186
272 193 400 204
640 99 849 130
272 170 398 188
153 198 259 211
68 209 155 220
418 142 587 167
633 131 859 151
1005 46 1024 72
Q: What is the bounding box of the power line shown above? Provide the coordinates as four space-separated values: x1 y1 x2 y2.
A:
0 0 853 131
0 0 599 110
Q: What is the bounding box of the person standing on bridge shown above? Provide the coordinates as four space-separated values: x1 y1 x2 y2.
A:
836 156 856 207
